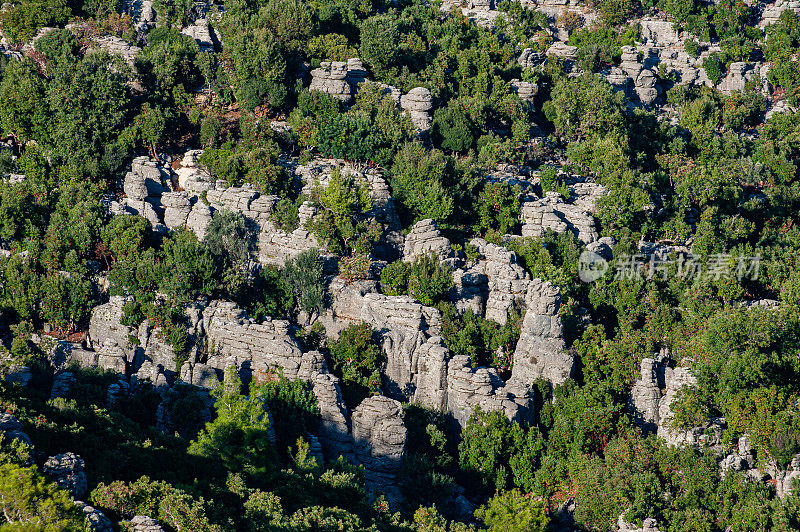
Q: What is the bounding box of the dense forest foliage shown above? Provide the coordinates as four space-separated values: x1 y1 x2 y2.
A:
0 0 799 530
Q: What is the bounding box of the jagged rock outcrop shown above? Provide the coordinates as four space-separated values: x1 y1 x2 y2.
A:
446 355 530 426
639 18 680 46
176 150 215 193
618 515 663 532
186 201 212 240
403 219 455 263
129 516 166 532
75 501 114 532
759 0 800 29
43 452 87 498
400 87 433 133
203 300 304 379
88 296 136 357
94 36 140 65
510 279 572 386
359 293 450 409
510 79 538 106
629 357 663 432
181 18 218 52
123 0 156 34
771 455 800 498
310 61 353 102
717 62 758 94
345 58 369 89
517 48 541 70
51 371 75 399
468 238 530 325
0 413 33 452
520 192 598 245
97 340 129 374
720 434 758 478
657 366 724 447
161 192 192 229
322 278 533 426
351 395 407 500
207 187 275 225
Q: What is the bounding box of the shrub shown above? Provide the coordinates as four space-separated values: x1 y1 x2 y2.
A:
284 248 324 315
408 253 453 307
327 322 384 409
702 52 726 85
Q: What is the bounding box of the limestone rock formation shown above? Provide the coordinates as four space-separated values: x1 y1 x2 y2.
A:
43 452 87 498
657 366 724 448
88 296 136 357
517 48 541 70
310 61 352 102
94 36 141 65
351 395 407 500
186 201 212 240
0 413 33 452
510 79 538 106
403 219 454 263
51 371 75 399
468 238 530 325
520 192 598 245
618 515 663 532
628 357 663 432
400 87 433 133
129 516 166 532
446 355 530 426
161 192 192 229
181 18 218 52
74 500 114 532
510 279 572 386
203 300 304 379
717 62 757 94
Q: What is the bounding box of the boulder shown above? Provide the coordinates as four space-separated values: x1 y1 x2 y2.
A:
403 219 454 263
351 395 407 501
510 280 572 386
400 87 433 133
520 192 598 245
43 452 87 498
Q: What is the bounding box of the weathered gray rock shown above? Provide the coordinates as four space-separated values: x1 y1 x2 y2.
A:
43 452 87 498
517 48 541 70
770 455 800 498
203 300 305 379
351 395 407 501
510 280 572 386
618 515 663 532
310 61 352 102
639 18 679 46
510 79 538 106
629 357 662 432
51 371 75 399
521 192 598 244
161 192 192 229
186 201 212 240
403 219 454 263
88 296 136 357
657 366 724 448
717 62 757 94
446 355 530 426
74 501 114 532
129 516 165 532
468 238 530 325
0 413 33 451
97 340 129 375
181 18 218 52
400 87 433 133
94 36 140 66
